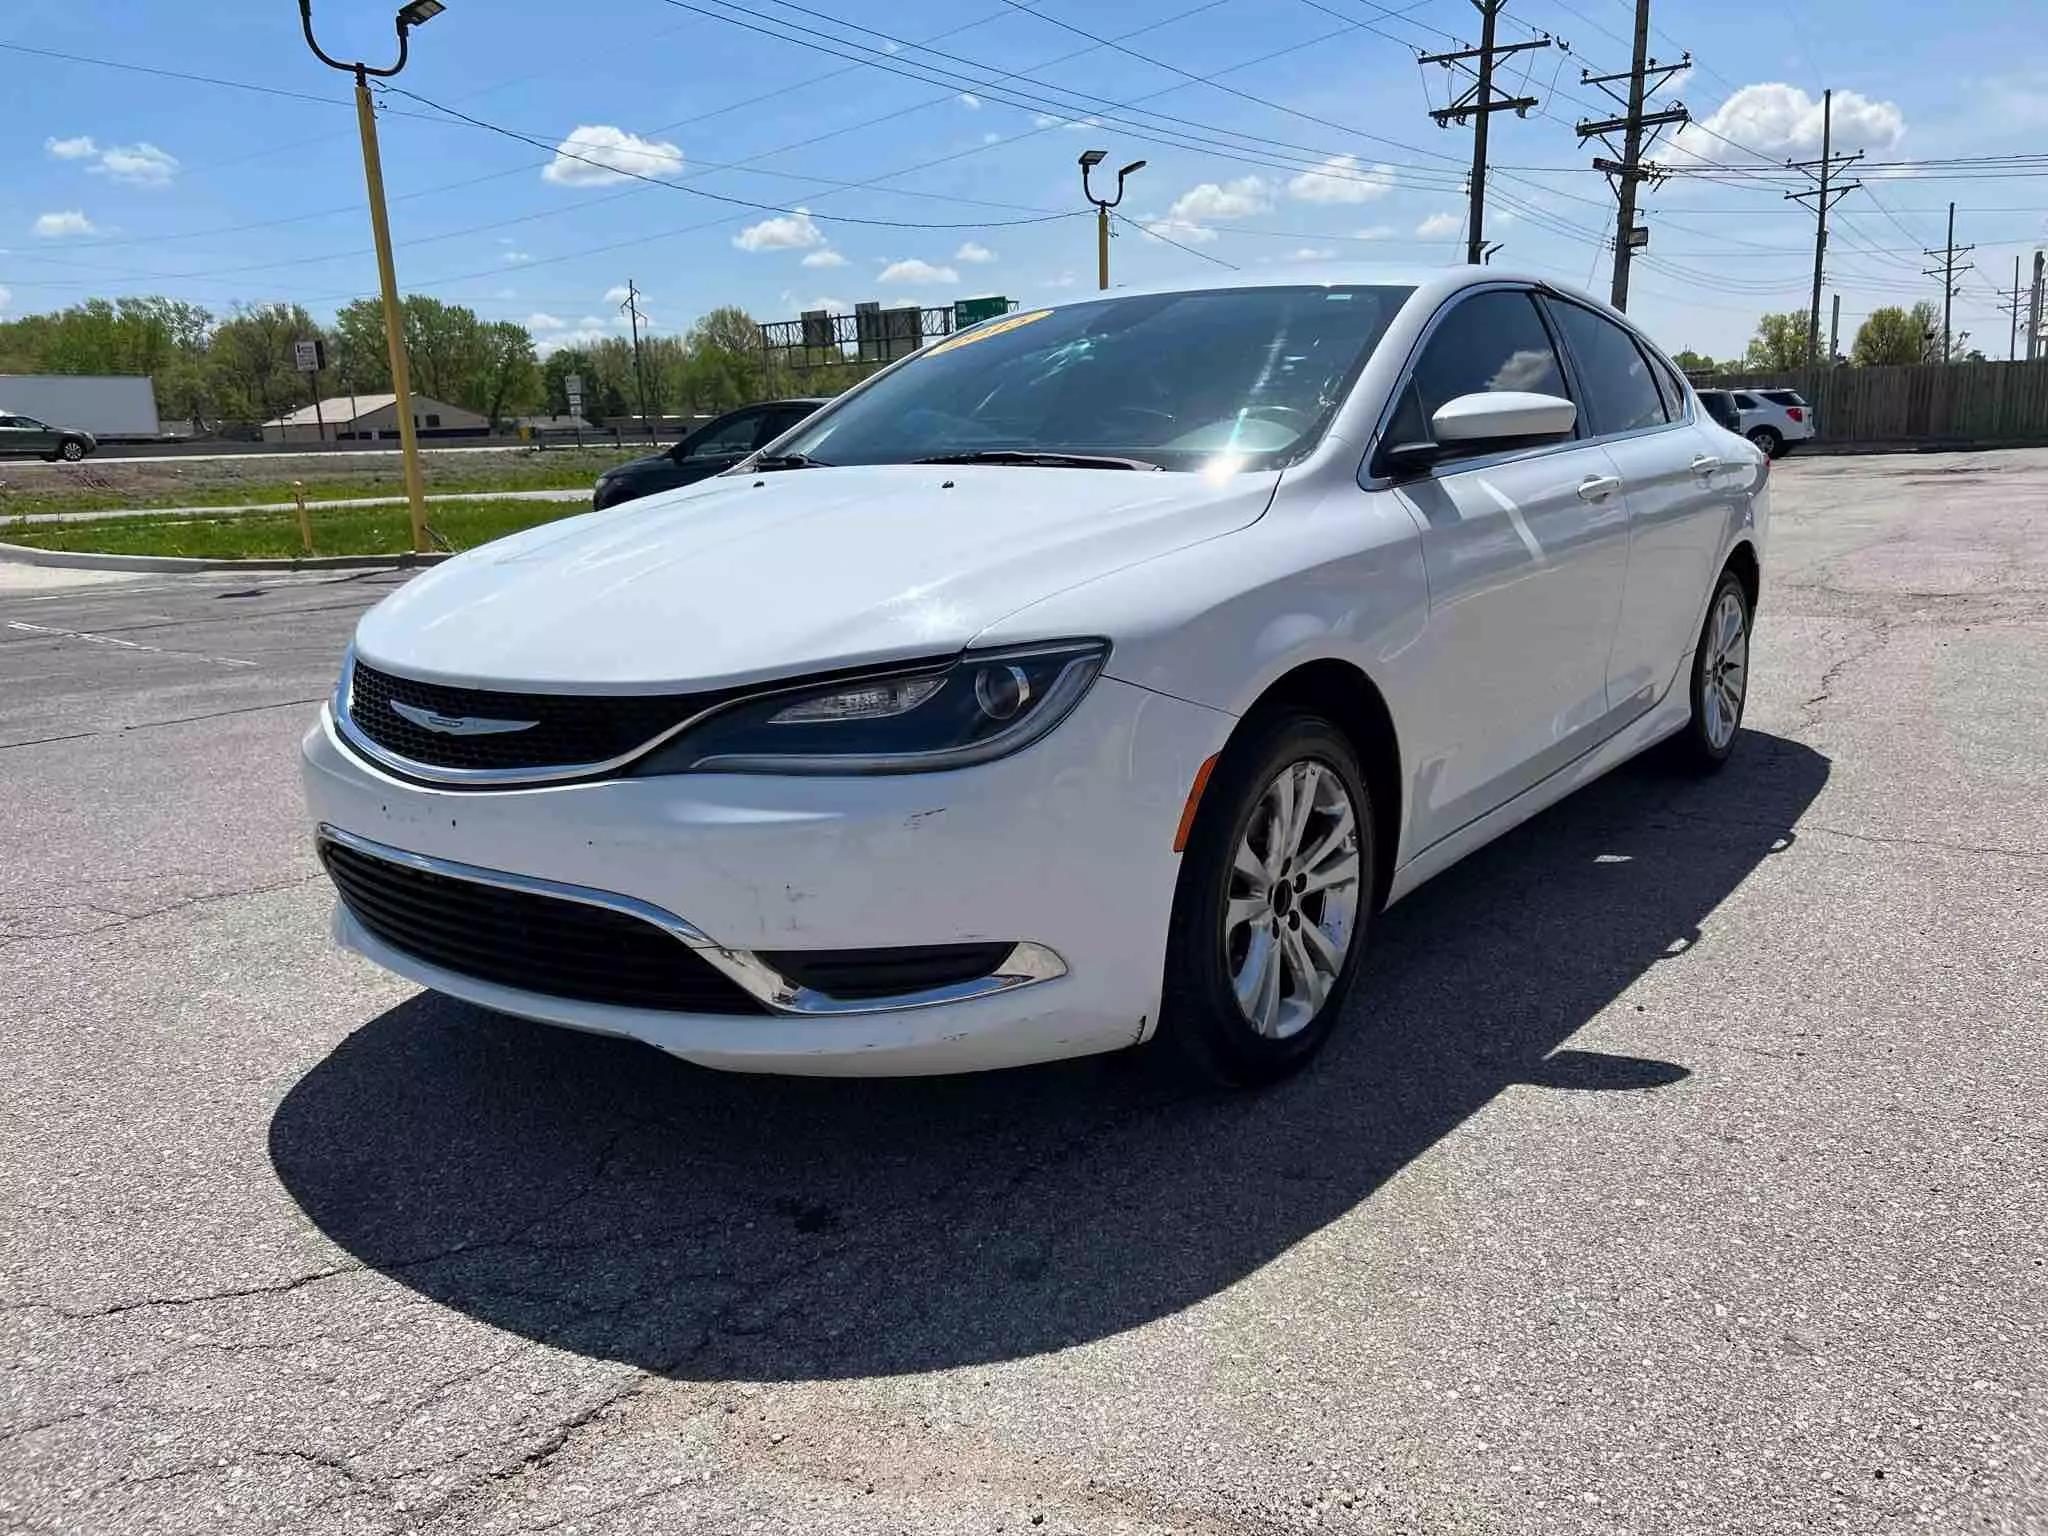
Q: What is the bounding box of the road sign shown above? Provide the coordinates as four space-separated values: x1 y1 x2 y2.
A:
1626 226 1650 250
953 295 1009 329
294 339 326 373
564 373 583 396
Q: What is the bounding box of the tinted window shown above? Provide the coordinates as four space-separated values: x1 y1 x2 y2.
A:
783 285 1411 472
1761 390 1805 406
1375 289 1570 467
756 407 815 446
1734 392 1759 409
686 412 764 458
1549 301 1667 435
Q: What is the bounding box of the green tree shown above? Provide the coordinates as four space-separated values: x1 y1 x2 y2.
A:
1852 304 1934 366
466 320 541 427
1669 348 1718 375
1744 311 1811 372
207 302 323 424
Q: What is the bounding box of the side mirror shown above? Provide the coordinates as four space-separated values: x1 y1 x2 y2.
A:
1431 390 1576 444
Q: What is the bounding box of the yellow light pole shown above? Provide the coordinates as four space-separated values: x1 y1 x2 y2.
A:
298 0 446 556
1078 150 1145 292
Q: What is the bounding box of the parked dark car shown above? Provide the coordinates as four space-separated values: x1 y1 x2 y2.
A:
1694 389 1742 434
592 398 827 510
0 412 97 462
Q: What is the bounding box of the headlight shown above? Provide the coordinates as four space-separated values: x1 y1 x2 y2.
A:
628 640 1108 776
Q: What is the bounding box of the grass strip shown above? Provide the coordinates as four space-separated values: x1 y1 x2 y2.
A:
2 496 596 559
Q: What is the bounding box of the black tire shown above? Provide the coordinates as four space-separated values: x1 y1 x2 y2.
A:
1747 426 1781 458
1669 569 1751 773
58 439 86 462
1159 711 1374 1087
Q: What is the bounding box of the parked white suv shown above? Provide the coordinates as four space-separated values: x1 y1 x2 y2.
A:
1733 388 1814 457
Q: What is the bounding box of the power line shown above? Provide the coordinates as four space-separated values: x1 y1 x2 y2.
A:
1420 1 1552 264
1571 0 1688 309
1922 202 1975 363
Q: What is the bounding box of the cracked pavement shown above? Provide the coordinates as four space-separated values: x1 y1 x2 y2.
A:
2 450 2044 1534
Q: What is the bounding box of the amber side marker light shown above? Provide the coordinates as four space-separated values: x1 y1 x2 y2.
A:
1172 753 1220 852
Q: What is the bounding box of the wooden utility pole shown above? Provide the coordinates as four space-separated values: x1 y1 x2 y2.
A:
1785 89 1863 366
1421 2 1550 266
619 278 654 444
1574 0 1688 310
1922 203 1975 364
1829 293 1841 364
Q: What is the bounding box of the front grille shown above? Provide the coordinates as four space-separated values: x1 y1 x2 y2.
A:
759 943 1015 1000
320 837 765 1015
346 659 713 774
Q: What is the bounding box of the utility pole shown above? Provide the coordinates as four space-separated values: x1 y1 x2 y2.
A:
619 278 654 445
1829 293 1841 364
2006 254 2022 362
1573 0 1688 310
1421 2 1550 266
298 0 446 556
1077 150 1145 290
2032 252 2045 363
1785 88 1862 368
1922 202 1975 364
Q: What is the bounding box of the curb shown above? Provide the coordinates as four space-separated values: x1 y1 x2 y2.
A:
0 540 453 574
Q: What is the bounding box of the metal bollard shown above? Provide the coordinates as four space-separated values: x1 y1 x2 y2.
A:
293 480 313 556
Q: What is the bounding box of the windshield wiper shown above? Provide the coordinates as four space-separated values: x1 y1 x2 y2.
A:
749 452 831 471
911 449 1163 471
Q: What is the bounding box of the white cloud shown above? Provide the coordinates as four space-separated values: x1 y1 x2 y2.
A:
1290 247 1339 260
501 248 533 264
955 241 996 264
982 131 1002 145
45 135 178 185
801 247 848 268
1287 155 1394 205
802 296 849 315
1047 271 1079 289
958 93 981 109
1144 219 1217 245
879 258 960 285
1671 83 1904 166
526 312 566 330
1416 211 1462 238
1032 112 1101 131
33 210 97 238
1156 176 1272 241
1356 224 1396 240
733 208 824 251
602 284 633 304
541 124 684 186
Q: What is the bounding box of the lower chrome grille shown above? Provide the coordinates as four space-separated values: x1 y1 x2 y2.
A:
318 836 765 1015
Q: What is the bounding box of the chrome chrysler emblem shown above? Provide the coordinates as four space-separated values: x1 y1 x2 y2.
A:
390 700 539 736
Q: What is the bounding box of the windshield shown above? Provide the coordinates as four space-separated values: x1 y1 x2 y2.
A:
781 284 1412 473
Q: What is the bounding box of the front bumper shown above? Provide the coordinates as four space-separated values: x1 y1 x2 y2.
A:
301 677 1232 1075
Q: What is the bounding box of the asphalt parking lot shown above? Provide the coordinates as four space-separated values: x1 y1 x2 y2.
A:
2 450 2043 1535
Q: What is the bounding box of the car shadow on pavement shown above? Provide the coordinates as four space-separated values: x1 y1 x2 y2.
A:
270 730 1828 1381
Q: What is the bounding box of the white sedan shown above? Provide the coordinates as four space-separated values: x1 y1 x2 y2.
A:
303 267 1766 1085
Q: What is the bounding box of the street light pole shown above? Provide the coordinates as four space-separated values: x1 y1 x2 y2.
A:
1078 151 1146 291
298 0 447 556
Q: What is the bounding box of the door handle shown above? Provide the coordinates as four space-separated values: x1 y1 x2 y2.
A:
1690 454 1723 478
1576 474 1622 502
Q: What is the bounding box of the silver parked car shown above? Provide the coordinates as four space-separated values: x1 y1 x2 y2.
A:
0 412 98 462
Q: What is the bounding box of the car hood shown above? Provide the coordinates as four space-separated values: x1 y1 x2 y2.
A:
352 463 1281 691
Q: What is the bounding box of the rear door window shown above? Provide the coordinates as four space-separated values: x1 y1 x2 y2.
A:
1545 299 1668 436
1761 390 1805 407
1734 392 1760 410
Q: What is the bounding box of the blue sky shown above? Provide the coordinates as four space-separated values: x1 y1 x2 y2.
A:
2 0 2041 360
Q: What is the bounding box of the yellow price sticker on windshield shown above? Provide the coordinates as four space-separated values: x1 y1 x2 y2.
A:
923 308 1052 358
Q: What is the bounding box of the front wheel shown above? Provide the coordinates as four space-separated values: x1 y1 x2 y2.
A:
1160 712 1373 1086
1670 571 1751 772
58 439 86 462
1747 426 1781 458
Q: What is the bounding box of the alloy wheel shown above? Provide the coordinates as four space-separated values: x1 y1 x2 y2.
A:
1224 759 1363 1040
1701 588 1748 751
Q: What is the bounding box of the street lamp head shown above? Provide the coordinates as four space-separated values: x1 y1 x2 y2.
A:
1119 159 1147 178
1078 149 1108 170
397 0 445 28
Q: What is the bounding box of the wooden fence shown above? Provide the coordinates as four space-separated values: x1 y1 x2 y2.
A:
1701 361 2048 446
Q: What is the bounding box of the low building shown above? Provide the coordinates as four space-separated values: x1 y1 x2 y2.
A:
260 394 487 444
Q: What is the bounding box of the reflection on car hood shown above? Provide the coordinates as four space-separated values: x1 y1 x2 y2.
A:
352 463 1281 691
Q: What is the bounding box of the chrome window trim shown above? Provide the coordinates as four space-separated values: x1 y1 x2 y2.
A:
315 823 1067 1016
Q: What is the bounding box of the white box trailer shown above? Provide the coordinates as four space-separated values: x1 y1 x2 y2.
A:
0 374 160 438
